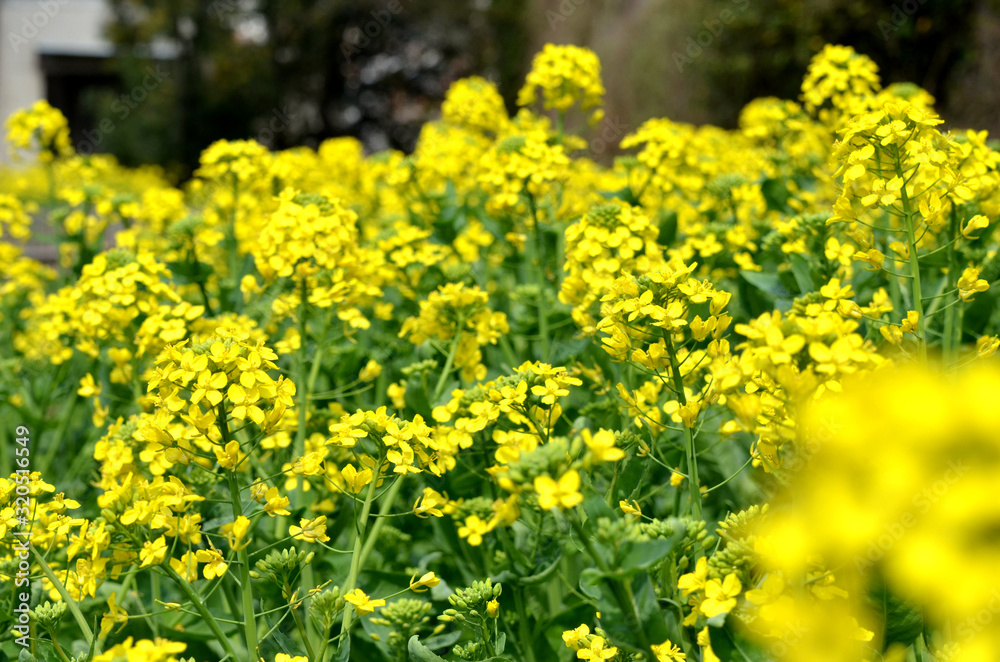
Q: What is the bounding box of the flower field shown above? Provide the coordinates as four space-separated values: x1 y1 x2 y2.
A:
2 42 1000 662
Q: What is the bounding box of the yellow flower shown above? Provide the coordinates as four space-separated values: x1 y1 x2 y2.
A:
619 499 642 518
409 571 440 593
290 516 330 543
215 440 242 470
99 592 129 637
958 266 989 302
359 359 382 382
78 373 102 397
577 635 617 660
651 639 687 662
195 548 229 580
582 429 626 462
700 573 742 618
531 378 569 405
264 487 291 516
457 514 494 546
678 557 708 597
343 588 385 616
961 214 989 239
341 464 373 494
139 537 168 567
275 655 309 662
697 627 720 662
562 623 590 650
487 598 500 618
534 470 584 510
169 552 199 583
220 515 252 551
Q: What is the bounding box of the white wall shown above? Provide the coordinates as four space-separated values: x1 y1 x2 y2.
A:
0 0 112 162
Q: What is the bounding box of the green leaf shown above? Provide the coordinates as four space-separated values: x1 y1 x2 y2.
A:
618 537 677 575
408 635 448 662
18 649 38 662
740 270 792 299
789 254 816 294
708 626 771 662
496 631 507 654
421 630 462 651
332 636 350 662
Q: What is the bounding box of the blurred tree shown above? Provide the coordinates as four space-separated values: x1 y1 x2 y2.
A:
102 0 529 174
699 0 983 127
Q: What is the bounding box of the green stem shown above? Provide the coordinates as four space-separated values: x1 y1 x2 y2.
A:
943 208 961 366
431 316 464 404
663 331 703 519
30 545 100 655
291 601 318 662
227 471 258 661
294 277 319 646
567 517 655 659
47 632 72 662
357 475 404 568
164 565 239 662
219 406 257 662
294 276 309 510
898 153 927 362
528 192 550 361
512 587 538 662
338 459 384 651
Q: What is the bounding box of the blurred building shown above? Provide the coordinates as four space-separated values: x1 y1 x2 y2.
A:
0 0 114 161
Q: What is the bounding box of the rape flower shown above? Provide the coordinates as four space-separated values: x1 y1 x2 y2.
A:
619 500 642 517
343 588 385 616
563 624 590 650
264 487 291 516
359 359 382 381
139 536 168 567
651 639 687 662
169 552 199 583
458 515 494 546
100 592 129 637
700 573 743 617
92 638 187 662
409 571 440 593
958 266 989 301
534 470 584 510
290 516 330 543
78 373 102 397
341 464 373 494
518 44 605 122
678 557 709 597
577 635 617 660
582 429 626 462
215 440 242 470
196 548 229 579
212 517 246 552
